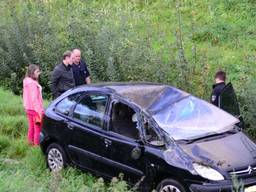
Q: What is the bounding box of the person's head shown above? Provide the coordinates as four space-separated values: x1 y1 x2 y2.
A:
62 50 72 65
72 49 81 64
214 70 226 83
26 64 40 81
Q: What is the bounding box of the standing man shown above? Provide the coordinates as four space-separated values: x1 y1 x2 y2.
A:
50 50 75 99
210 70 226 107
72 49 91 86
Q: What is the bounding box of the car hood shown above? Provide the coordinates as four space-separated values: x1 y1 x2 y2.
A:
180 132 256 172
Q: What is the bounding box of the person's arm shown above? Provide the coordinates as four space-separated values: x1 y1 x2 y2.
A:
210 88 220 106
50 68 61 98
82 61 91 84
84 68 91 84
86 76 91 84
27 83 42 117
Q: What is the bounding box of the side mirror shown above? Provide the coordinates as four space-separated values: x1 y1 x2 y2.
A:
149 140 165 147
237 115 245 129
131 146 142 160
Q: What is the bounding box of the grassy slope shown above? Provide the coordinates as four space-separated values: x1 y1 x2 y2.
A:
146 0 256 89
0 88 130 192
0 0 255 127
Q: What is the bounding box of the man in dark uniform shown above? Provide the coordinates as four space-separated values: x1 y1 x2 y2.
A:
210 70 226 106
71 49 91 86
50 51 75 99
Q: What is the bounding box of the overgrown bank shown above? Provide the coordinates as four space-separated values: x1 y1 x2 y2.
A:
0 1 255 130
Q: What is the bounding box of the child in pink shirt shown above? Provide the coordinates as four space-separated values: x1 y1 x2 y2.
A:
23 64 44 145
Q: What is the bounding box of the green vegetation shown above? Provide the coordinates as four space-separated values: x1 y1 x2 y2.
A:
0 0 255 132
0 0 255 130
0 88 131 191
0 1 255 189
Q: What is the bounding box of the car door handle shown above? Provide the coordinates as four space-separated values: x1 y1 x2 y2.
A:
104 139 112 147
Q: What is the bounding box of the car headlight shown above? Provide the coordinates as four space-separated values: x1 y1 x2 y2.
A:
193 163 224 181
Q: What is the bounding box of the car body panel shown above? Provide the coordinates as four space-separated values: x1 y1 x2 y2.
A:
181 132 256 172
40 82 256 192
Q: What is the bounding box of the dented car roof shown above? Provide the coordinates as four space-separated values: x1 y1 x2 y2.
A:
105 83 190 114
73 82 189 114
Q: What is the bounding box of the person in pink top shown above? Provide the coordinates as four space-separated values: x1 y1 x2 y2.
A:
23 64 44 145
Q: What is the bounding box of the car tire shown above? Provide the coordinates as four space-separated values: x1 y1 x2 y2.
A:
156 178 186 192
46 143 68 172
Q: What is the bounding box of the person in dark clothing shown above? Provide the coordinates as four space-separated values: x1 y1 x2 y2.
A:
72 49 91 86
210 70 226 106
50 51 75 99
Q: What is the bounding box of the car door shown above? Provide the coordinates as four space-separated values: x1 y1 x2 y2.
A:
219 82 244 127
67 92 113 177
103 100 146 184
50 92 83 145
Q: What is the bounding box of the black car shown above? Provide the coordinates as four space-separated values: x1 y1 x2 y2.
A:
40 83 256 192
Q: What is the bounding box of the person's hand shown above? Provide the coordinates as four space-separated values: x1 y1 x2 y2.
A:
35 115 42 125
35 112 44 125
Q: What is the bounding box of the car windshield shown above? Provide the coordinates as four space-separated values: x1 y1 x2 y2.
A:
152 96 239 140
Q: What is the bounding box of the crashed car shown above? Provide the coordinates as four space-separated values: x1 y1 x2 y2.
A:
40 83 256 192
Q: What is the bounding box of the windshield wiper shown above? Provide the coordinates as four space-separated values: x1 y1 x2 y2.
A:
179 129 239 144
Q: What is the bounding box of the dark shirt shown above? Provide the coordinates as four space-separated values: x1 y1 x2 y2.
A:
72 60 90 86
210 82 226 106
50 63 75 99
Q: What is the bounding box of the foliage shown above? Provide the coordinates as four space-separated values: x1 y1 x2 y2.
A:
0 0 255 145
232 174 244 192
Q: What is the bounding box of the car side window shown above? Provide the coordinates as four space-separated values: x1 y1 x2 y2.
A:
55 93 82 115
73 94 108 128
110 102 140 140
143 121 164 146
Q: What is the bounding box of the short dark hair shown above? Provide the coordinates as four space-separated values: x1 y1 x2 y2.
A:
215 70 226 81
63 50 72 60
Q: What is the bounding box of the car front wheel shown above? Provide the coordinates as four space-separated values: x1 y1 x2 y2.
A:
46 143 68 172
156 178 186 192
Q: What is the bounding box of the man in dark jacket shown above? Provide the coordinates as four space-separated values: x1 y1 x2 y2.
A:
71 49 91 86
50 51 75 99
210 70 226 106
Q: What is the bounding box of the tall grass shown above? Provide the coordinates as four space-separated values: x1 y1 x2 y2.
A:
0 88 131 192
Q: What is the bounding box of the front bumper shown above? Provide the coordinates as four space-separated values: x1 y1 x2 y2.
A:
189 177 256 192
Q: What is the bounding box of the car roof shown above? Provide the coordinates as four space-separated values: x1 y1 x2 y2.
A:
72 82 190 114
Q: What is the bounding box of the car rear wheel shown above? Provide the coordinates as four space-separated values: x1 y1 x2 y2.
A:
156 179 186 192
46 143 68 172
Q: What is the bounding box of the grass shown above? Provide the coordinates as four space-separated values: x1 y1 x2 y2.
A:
0 88 131 192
